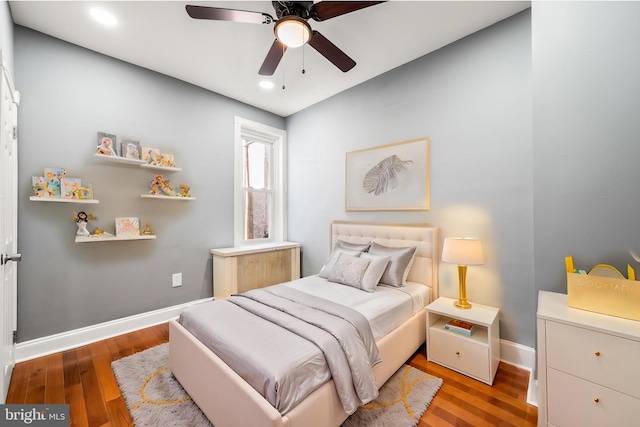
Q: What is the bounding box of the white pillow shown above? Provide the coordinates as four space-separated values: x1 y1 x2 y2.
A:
327 253 371 288
335 239 372 252
318 248 362 279
368 242 417 287
359 253 391 292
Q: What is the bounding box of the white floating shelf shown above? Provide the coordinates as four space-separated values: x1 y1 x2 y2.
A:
140 194 196 200
94 153 145 165
140 164 182 172
95 154 183 170
30 196 99 204
75 234 156 243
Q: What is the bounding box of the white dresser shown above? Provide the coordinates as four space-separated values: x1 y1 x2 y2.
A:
537 291 640 427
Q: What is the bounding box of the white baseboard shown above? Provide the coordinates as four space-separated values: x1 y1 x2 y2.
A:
15 298 212 363
499 339 538 407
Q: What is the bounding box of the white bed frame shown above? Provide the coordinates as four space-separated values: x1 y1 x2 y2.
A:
169 221 439 427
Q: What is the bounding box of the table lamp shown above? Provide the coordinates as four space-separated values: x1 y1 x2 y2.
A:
442 237 484 309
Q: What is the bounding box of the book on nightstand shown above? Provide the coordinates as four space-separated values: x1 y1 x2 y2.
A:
444 319 477 336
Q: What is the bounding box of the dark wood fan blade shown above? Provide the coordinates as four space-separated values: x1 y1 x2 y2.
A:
259 40 287 75
310 1 385 21
308 31 356 72
185 5 273 24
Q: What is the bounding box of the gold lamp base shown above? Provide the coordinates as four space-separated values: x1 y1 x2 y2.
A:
454 299 472 309
454 265 472 309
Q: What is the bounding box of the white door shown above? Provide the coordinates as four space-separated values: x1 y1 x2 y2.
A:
0 55 19 404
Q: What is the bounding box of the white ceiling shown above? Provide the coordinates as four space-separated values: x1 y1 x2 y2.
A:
9 1 530 117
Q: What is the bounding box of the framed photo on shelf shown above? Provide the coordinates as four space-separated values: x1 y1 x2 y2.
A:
44 167 66 180
43 167 65 198
121 139 141 160
141 147 160 162
61 178 82 199
76 183 93 200
115 217 140 237
96 132 117 156
32 176 50 197
345 137 430 212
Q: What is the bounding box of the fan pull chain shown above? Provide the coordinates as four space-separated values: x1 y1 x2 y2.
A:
302 44 306 75
282 43 286 90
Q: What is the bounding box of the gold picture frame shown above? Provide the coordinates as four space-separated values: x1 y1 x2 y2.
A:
345 137 430 212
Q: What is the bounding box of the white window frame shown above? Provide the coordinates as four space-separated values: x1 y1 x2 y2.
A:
233 116 287 246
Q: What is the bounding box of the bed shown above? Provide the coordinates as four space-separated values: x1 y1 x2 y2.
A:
169 221 439 427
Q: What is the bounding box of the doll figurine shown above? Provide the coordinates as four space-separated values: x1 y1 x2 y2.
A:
72 211 96 237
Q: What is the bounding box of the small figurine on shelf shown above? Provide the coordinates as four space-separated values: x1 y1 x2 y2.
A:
149 174 175 196
72 211 97 237
178 184 191 198
141 222 154 235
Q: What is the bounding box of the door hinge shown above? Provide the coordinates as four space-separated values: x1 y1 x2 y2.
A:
12 330 17 344
12 126 17 140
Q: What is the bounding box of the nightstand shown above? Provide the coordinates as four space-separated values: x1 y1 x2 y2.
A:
426 297 500 385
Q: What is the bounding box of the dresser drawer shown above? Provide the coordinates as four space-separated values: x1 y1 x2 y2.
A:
429 329 489 382
546 321 640 398
547 368 640 427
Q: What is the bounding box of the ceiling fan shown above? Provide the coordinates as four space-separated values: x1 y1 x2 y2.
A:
185 1 385 75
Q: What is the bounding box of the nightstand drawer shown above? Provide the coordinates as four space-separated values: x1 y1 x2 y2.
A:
547 368 640 427
429 328 490 382
546 321 640 398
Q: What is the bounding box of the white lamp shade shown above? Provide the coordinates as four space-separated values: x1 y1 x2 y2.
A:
442 237 484 266
275 18 311 48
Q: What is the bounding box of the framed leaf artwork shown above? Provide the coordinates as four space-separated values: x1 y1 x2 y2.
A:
345 137 430 211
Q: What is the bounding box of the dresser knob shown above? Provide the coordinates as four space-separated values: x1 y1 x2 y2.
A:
595 351 601 357
455 351 460 356
594 397 600 403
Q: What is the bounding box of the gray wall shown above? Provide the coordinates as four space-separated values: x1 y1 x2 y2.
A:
15 26 285 341
532 3 640 295
0 0 13 74
287 11 534 346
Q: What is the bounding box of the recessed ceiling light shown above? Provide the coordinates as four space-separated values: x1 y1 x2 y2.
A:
259 81 274 90
89 8 118 27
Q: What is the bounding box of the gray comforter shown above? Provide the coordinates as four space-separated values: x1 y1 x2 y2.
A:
178 284 381 415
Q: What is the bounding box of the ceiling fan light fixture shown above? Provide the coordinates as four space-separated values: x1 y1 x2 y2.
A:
275 17 311 48
259 80 274 89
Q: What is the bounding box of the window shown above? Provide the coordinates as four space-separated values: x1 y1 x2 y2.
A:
234 117 287 246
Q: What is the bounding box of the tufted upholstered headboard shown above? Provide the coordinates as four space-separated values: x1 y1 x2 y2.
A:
330 221 439 301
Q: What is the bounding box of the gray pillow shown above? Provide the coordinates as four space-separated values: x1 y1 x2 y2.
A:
318 248 362 279
328 253 371 288
335 239 371 252
360 253 391 292
368 242 417 287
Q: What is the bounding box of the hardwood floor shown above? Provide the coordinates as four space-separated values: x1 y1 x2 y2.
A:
6 323 537 426
408 352 538 426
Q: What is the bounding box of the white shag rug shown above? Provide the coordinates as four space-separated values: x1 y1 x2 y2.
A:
342 364 443 427
112 344 212 427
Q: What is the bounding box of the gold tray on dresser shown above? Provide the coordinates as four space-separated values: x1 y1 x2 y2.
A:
566 256 640 321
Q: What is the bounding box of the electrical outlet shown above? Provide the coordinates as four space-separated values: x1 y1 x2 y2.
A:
172 273 182 288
